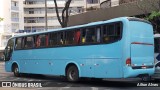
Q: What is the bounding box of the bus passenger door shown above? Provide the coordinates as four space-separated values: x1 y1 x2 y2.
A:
4 39 14 71
4 39 14 61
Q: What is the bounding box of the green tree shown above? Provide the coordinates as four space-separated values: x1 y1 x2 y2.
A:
145 11 160 33
0 17 3 22
131 0 160 33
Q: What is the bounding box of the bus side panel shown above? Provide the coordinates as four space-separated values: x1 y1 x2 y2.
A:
13 49 67 75
93 43 123 78
12 42 123 78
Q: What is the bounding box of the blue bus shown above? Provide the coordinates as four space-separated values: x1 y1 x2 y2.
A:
4 17 154 82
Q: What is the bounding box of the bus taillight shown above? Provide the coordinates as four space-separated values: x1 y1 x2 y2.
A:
126 58 131 66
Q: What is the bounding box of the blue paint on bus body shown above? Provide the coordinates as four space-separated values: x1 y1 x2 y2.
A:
4 17 155 79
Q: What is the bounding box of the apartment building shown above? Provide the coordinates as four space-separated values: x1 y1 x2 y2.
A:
0 0 24 52
23 0 85 32
86 0 119 9
0 0 101 54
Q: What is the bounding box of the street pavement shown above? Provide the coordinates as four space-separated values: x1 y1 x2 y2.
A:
0 62 160 90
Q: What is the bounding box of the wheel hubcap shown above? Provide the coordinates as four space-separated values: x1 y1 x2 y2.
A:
69 70 76 80
14 67 18 75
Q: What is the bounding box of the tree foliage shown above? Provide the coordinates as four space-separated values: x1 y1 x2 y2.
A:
145 11 160 20
53 0 72 28
132 0 160 33
145 11 160 33
0 17 3 22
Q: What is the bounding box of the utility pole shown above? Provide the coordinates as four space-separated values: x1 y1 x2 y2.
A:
45 0 48 31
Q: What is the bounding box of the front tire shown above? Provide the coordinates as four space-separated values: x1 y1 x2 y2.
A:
13 65 20 77
66 65 79 82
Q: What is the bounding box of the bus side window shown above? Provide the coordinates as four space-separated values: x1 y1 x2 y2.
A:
49 33 58 46
115 23 121 40
46 34 49 46
96 27 101 43
107 24 115 41
25 36 34 48
85 28 96 43
65 30 74 45
21 37 25 49
15 38 22 49
102 25 109 42
81 29 86 43
81 27 97 44
57 32 64 45
102 23 122 43
40 35 45 47
36 34 48 47
36 36 40 47
74 30 80 44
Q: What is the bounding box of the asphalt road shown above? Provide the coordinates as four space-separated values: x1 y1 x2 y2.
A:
0 62 160 90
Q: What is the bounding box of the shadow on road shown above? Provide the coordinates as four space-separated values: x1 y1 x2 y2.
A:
18 74 149 88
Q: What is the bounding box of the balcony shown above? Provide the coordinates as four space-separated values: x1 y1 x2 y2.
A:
11 6 19 11
16 30 37 33
24 4 65 8
24 13 60 17
11 18 19 22
24 20 60 27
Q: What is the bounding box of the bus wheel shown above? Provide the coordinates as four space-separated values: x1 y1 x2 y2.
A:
13 65 20 77
66 65 79 82
141 75 151 82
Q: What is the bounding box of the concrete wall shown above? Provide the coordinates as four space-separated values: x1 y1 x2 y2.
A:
68 0 159 26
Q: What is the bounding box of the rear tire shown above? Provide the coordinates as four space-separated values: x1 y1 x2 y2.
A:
66 65 79 82
141 76 151 82
13 65 20 77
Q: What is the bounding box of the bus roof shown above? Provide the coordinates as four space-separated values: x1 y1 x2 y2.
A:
127 17 151 24
11 17 150 39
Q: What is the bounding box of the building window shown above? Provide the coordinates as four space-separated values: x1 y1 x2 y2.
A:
11 1 18 7
87 0 99 4
29 11 34 14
